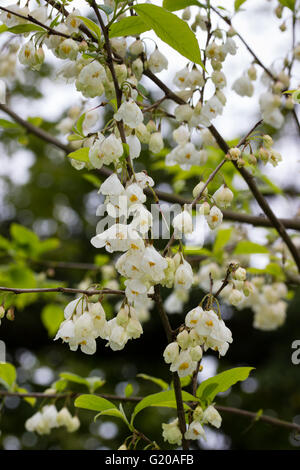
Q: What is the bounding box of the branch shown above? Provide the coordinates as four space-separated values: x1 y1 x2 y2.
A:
0 286 124 296
216 405 300 434
1 389 299 434
209 124 300 272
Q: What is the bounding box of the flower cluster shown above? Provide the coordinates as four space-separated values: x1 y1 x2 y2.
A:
162 404 222 446
25 405 80 435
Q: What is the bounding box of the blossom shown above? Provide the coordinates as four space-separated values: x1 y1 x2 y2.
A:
0 80 6 104
91 224 144 253
173 126 190 145
203 405 222 428
232 76 254 97
185 421 206 440
162 419 183 446
57 39 79 60
99 174 124 196
172 209 193 238
213 184 234 208
170 349 197 377
163 342 180 364
174 260 194 290
127 134 141 159
76 61 106 98
148 49 168 73
114 99 143 128
124 279 149 307
206 205 223 230
149 132 164 154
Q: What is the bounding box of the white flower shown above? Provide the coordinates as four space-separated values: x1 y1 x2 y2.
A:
172 209 193 238
91 224 144 253
173 67 190 89
125 183 146 205
99 174 124 196
206 205 223 229
174 260 194 290
162 419 183 446
173 126 190 145
223 38 237 55
170 349 197 377
232 76 254 97
233 267 247 281
111 37 127 58
203 405 222 428
89 134 123 168
135 171 154 188
57 38 79 60
174 104 194 122
187 68 205 88
125 279 148 307
148 49 168 73
185 306 203 328
66 9 82 33
201 96 223 123
190 345 203 361
211 71 226 89
163 342 180 364
0 80 6 104
262 108 284 129
114 99 143 128
127 134 141 159
129 203 153 235
140 245 168 283
76 62 106 98
213 184 234 208
19 42 44 70
149 132 164 154
185 420 206 440
129 39 144 56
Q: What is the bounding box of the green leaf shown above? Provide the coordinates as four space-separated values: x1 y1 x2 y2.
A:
41 304 64 337
10 223 39 249
163 0 206 11
109 16 150 38
0 119 21 129
67 147 90 163
16 387 36 406
8 24 46 34
233 241 269 255
0 25 8 34
131 390 197 423
133 4 204 67
94 254 109 266
197 367 254 404
213 228 233 255
0 363 16 390
36 238 60 255
74 113 86 137
51 378 68 392
60 373 105 393
278 0 295 11
77 16 102 42
97 4 114 15
137 373 169 390
234 0 247 11
82 173 102 188
124 383 133 398
75 394 116 412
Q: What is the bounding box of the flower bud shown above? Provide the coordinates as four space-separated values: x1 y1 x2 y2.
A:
190 345 203 361
129 39 144 56
163 342 180 364
6 307 15 321
193 181 208 199
228 147 241 160
233 267 247 281
228 288 244 306
176 330 190 350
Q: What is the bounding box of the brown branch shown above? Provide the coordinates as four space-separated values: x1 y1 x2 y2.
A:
91 0 132 178
0 6 81 42
1 389 299 434
209 124 300 272
153 285 189 450
0 286 124 296
0 389 141 402
216 405 300 434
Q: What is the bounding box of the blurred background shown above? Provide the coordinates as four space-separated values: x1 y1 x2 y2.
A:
0 0 299 450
